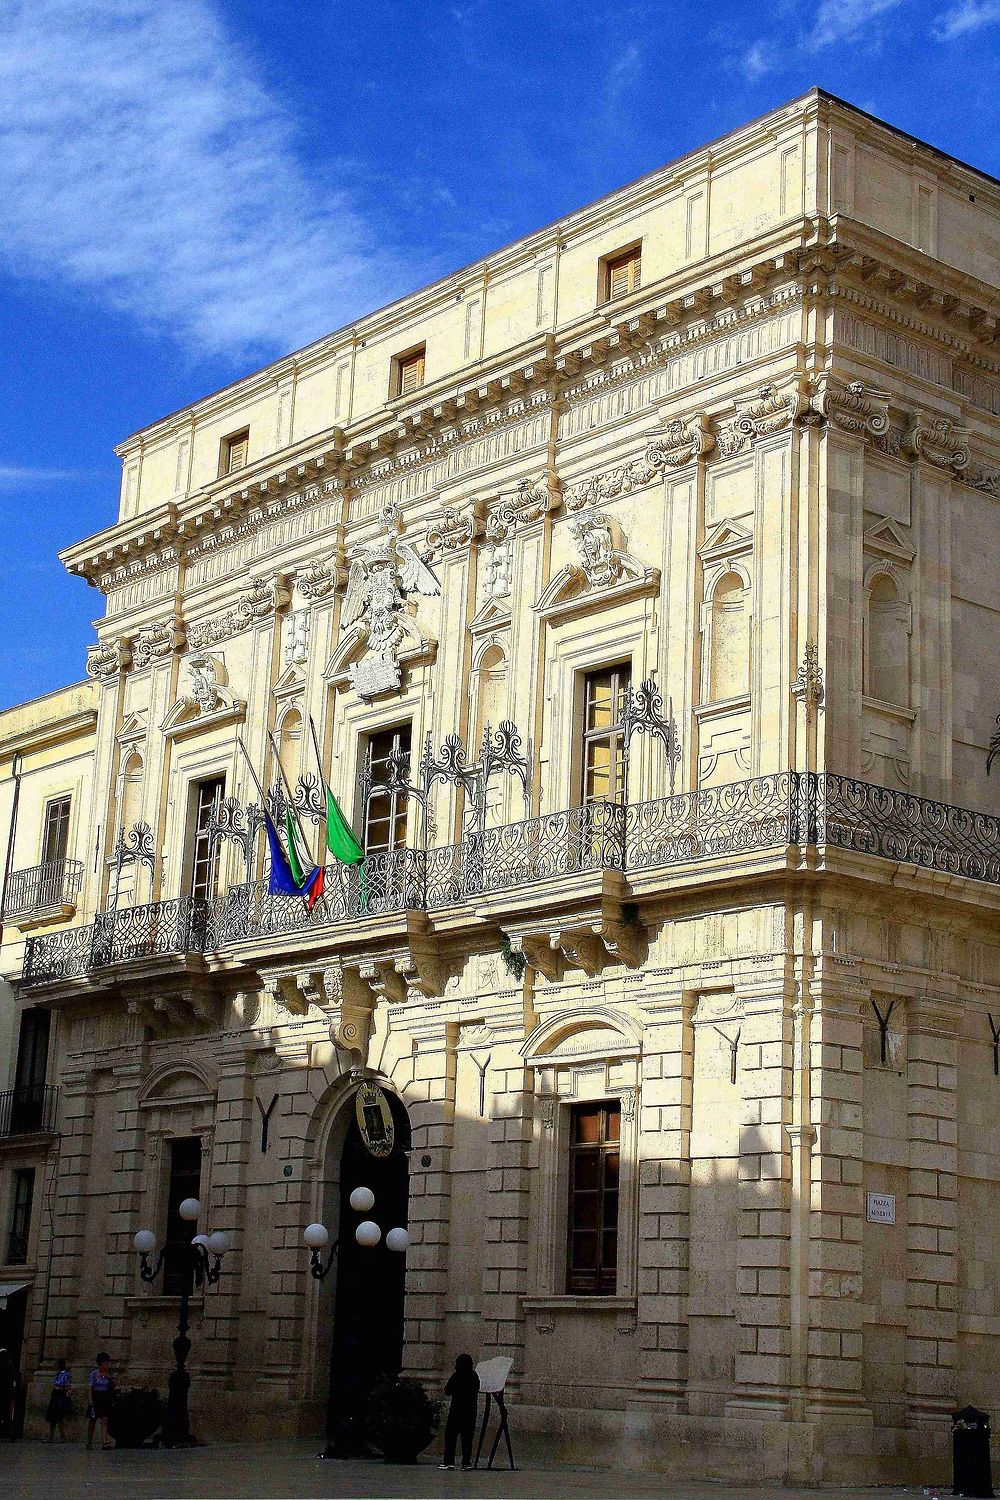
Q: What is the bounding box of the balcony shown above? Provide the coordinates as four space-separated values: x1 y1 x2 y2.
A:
20 772 1000 988
3 858 83 925
0 1084 58 1138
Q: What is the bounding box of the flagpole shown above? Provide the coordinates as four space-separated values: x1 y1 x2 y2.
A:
267 728 312 856
236 735 271 808
307 714 328 871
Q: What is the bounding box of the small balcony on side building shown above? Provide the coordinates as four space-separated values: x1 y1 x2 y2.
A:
3 858 84 929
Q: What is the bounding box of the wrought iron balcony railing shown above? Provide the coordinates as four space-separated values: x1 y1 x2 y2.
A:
0 1085 58 1137
21 896 209 987
3 858 84 920
21 772 1000 986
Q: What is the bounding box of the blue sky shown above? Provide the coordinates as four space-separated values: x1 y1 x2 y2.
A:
2 0 999 709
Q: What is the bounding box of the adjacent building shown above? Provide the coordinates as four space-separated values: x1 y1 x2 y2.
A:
3 88 1000 1480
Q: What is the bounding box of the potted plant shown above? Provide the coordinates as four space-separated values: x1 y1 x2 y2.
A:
366 1376 440 1464
107 1386 165 1448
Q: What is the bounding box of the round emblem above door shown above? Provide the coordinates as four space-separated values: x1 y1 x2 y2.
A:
355 1080 394 1158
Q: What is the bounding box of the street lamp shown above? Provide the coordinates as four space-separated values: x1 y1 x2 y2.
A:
304 1183 408 1279
133 1198 231 1447
303 1187 409 1458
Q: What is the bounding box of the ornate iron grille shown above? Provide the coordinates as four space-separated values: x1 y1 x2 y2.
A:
473 802 626 896
625 773 798 871
815 774 1000 883
3 858 83 919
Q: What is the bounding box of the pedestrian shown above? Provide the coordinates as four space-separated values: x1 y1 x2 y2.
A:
439 1352 480 1472
86 1351 115 1450
46 1358 73 1441
0 1348 13 1441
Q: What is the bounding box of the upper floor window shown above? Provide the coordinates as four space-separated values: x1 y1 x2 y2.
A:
41 796 71 866
188 776 224 900
602 244 641 303
220 428 249 477
393 346 426 399
164 1137 201 1293
363 724 411 853
567 1102 620 1295
581 664 631 807
13 1010 50 1132
7 1167 35 1265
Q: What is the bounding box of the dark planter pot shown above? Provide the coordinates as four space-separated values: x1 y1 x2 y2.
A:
366 1377 440 1466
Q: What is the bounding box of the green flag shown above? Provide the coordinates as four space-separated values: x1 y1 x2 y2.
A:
326 787 364 865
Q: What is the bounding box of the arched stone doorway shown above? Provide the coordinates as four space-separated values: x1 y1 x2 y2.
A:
322 1087 411 1452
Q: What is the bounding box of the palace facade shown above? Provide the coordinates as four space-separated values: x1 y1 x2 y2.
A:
3 88 1000 1480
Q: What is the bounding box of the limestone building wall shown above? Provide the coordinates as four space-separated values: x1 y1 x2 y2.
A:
2 88 1000 1483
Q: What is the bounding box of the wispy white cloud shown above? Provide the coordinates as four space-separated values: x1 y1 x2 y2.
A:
804 0 903 49
604 43 645 112
738 0 903 77
0 0 413 363
0 466 84 491
933 0 1000 37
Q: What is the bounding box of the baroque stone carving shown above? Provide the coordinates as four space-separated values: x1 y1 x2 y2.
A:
812 378 891 438
284 609 310 668
133 619 185 670
341 514 441 701
486 473 559 541
296 558 338 599
718 380 808 455
902 412 971 473
86 638 130 680
482 540 512 601
424 504 482 561
237 574 292 624
564 454 659 511
569 512 629 588
182 653 235 716
645 413 715 469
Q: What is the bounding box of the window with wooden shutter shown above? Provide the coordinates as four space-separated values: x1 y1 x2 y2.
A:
604 245 642 302
221 428 249 476
395 347 426 397
566 1102 620 1294
581 663 631 806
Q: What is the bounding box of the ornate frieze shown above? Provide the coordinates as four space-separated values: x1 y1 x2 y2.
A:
132 619 185 670
236 574 292 623
902 412 971 473
486 474 560 542
564 454 659 511
86 638 130 680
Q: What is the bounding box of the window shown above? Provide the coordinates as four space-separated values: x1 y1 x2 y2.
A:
567 1103 620 1294
603 244 641 303
220 429 249 477
7 1168 35 1265
12 1010 50 1133
41 796 71 866
581 664 631 807
363 725 412 853
188 776 225 900
394 346 426 398
164 1138 201 1293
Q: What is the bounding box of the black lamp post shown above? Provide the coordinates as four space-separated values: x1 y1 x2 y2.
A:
303 1186 408 1457
133 1198 230 1447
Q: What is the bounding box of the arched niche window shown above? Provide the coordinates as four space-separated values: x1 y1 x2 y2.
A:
277 707 303 783
865 569 910 707
710 571 750 701
120 750 144 832
472 642 507 827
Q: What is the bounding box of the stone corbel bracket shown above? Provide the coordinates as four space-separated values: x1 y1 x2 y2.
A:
498 870 647 979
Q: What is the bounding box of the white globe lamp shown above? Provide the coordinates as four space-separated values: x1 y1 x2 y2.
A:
133 1229 156 1254
349 1186 375 1213
178 1198 201 1223
207 1231 230 1256
303 1223 330 1250
191 1234 210 1249
386 1227 410 1254
355 1220 381 1248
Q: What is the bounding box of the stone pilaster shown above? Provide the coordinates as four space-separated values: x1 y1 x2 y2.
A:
480 1037 533 1390
200 1046 254 1377
904 997 959 1427
400 1021 455 1383
46 1066 95 1359
806 958 868 1417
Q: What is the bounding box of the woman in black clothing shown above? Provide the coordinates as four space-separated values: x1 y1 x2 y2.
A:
439 1353 480 1471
